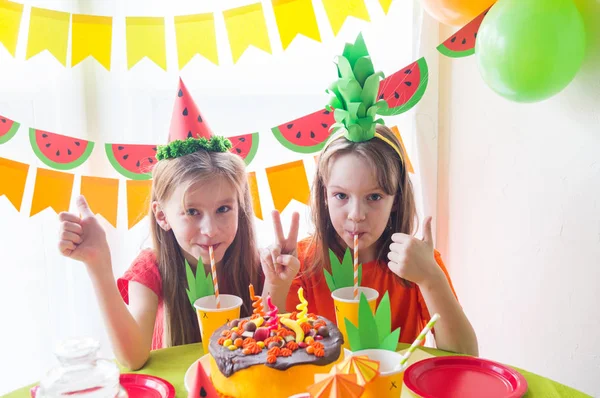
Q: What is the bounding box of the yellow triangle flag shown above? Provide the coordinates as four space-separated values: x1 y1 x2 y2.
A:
272 0 321 50
0 157 29 211
0 0 24 57
72 14 112 70
379 0 393 14
30 168 74 216
247 171 263 220
322 0 369 36
391 126 414 173
126 179 151 229
224 3 271 63
80 176 119 228
266 160 309 213
175 13 218 68
26 7 70 66
126 17 166 70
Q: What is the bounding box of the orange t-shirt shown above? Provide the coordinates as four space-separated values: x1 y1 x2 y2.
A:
286 238 457 344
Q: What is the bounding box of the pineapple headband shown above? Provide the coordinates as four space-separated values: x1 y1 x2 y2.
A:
322 34 403 161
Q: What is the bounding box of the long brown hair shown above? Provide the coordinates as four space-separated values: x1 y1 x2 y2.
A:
149 149 262 347
306 125 417 284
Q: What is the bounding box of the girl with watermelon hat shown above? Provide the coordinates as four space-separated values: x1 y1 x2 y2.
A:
57 78 263 370
263 34 479 356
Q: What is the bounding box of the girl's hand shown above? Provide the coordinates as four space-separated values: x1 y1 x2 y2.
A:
260 210 300 287
387 216 444 288
58 196 111 275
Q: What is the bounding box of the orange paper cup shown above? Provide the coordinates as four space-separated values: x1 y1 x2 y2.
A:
194 294 243 355
331 287 379 350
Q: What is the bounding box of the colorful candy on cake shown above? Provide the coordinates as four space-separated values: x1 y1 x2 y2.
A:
207 286 344 398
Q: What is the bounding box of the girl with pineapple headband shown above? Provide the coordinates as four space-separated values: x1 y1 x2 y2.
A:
265 35 478 355
57 79 263 369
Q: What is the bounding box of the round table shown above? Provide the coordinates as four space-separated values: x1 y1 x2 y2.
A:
5 343 590 397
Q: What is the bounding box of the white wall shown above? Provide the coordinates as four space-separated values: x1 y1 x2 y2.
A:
436 0 600 395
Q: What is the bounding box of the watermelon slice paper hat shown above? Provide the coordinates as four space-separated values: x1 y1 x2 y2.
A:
156 78 232 161
324 33 403 160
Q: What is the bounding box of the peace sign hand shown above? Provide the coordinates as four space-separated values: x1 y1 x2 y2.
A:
260 210 301 287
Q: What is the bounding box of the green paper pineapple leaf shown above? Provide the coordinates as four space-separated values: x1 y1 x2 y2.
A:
185 257 215 308
323 247 363 292
344 291 401 352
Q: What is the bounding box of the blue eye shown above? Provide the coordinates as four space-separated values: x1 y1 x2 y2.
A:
334 193 348 200
368 194 382 201
185 208 199 216
217 206 231 213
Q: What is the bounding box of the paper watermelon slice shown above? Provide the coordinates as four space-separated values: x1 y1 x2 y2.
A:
0 115 20 145
437 7 490 58
30 128 94 170
228 132 259 166
377 57 429 116
271 109 335 153
105 143 157 180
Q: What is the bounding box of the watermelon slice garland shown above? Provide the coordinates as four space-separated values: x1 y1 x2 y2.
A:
105 143 157 180
228 132 259 166
29 128 94 170
271 109 335 154
0 115 20 145
437 7 491 58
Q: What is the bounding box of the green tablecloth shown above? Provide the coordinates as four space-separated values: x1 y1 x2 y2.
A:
5 343 590 397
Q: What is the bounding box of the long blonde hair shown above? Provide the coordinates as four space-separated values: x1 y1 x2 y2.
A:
149 150 261 347
307 125 417 284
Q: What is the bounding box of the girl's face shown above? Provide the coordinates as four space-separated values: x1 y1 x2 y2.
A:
325 153 395 263
157 176 239 269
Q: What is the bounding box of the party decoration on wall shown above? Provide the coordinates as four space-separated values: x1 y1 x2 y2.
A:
476 0 586 103
185 257 215 307
29 128 95 171
345 291 400 352
421 0 495 27
378 0 393 14
228 132 259 166
324 248 363 293
80 176 119 228
390 126 414 173
125 17 167 71
26 7 70 66
271 109 335 154
247 171 263 220
272 0 321 50
322 0 370 36
126 179 151 229
437 6 489 58
266 160 310 213
30 168 74 216
0 157 29 211
72 14 113 70
105 143 157 180
175 13 218 68
376 57 429 116
224 4 272 64
0 0 23 56
0 115 20 144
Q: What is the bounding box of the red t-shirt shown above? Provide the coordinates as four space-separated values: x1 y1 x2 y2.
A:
117 249 165 350
286 238 457 344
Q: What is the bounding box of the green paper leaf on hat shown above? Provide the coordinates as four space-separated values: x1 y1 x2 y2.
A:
185 258 215 308
342 33 369 70
347 102 361 121
334 109 350 124
362 73 384 108
357 103 367 119
347 125 365 142
336 56 355 80
353 56 375 86
338 79 363 103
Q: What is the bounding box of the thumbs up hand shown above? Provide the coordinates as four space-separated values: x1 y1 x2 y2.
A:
58 195 111 270
387 216 443 287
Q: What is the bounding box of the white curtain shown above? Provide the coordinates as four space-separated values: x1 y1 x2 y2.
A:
0 0 431 394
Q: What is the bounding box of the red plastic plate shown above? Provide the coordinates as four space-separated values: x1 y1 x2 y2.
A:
403 356 528 398
120 374 175 398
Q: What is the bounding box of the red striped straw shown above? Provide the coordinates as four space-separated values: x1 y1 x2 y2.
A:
209 245 220 309
353 234 358 300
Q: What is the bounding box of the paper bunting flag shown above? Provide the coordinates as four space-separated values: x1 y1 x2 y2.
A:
336 355 380 385
125 17 166 70
437 7 490 58
324 248 363 293
224 3 271 63
307 366 365 398
26 7 70 66
0 0 24 57
175 13 218 68
0 115 20 144
344 291 400 352
390 126 414 173
266 160 309 213
247 171 263 220
322 0 370 36
0 157 29 211
29 128 95 171
272 0 321 50
271 108 335 154
105 143 156 180
378 0 393 14
30 168 74 216
72 14 112 70
80 176 119 228
126 179 151 229
185 257 215 308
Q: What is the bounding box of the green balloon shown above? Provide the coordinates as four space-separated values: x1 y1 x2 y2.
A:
475 0 586 103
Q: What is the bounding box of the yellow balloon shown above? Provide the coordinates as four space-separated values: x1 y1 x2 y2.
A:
421 0 496 26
